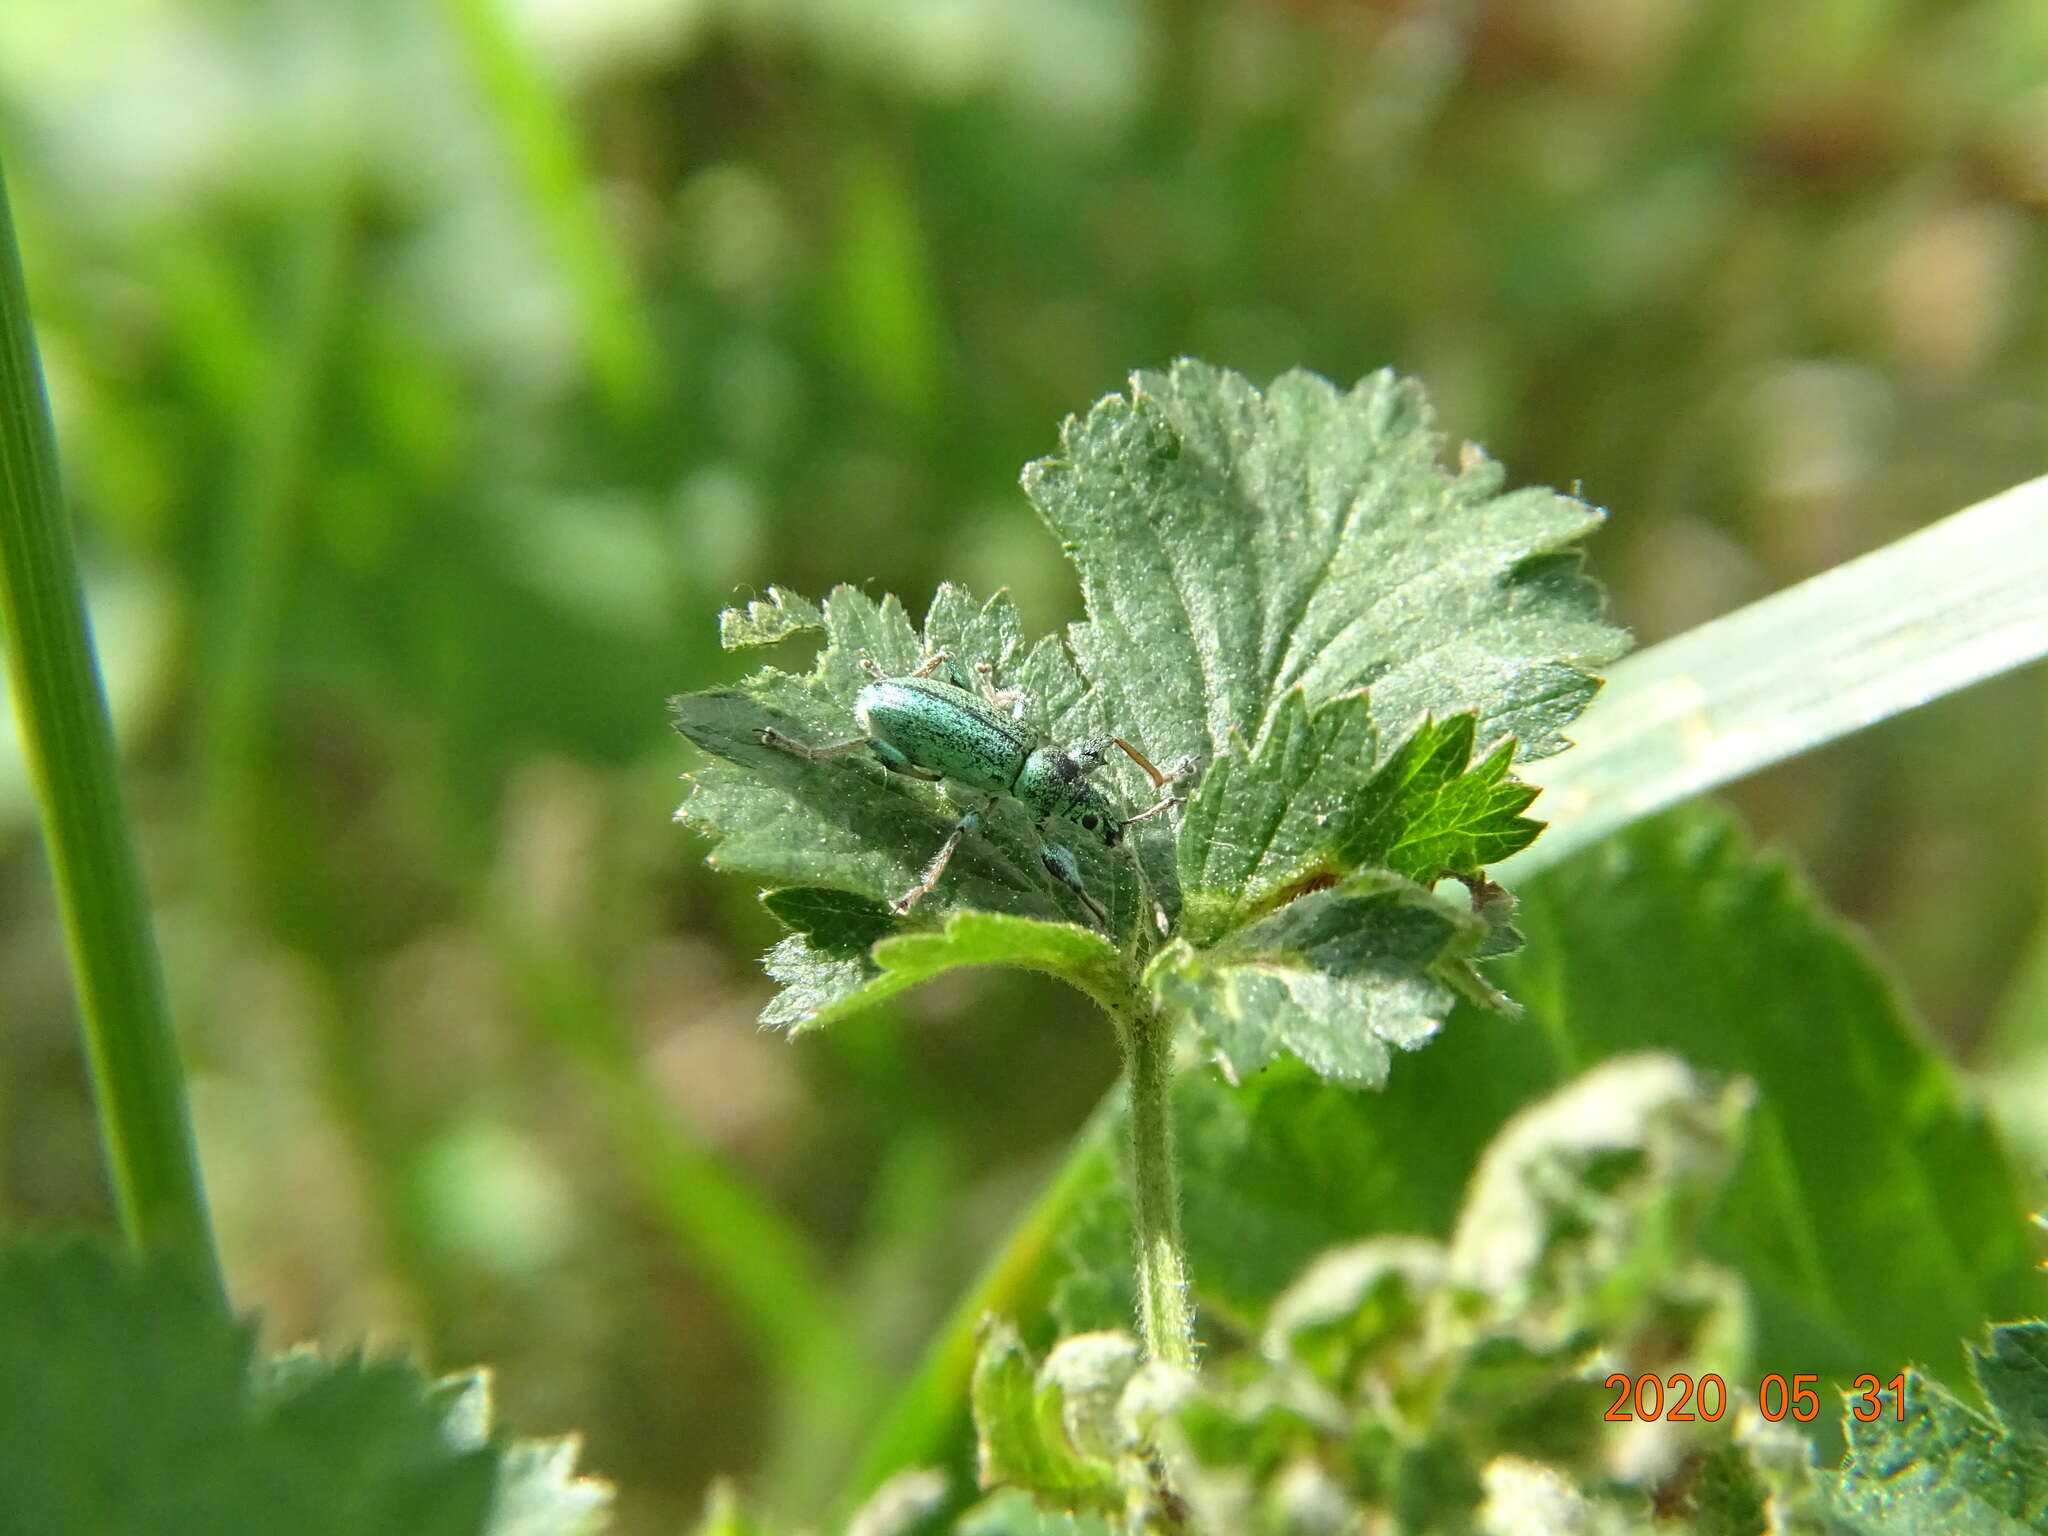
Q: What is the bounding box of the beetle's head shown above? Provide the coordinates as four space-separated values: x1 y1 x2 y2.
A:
1018 747 1126 848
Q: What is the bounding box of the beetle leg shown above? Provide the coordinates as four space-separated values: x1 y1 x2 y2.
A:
972 661 1029 719
869 739 944 781
757 726 872 761
1039 838 1110 929
892 799 991 915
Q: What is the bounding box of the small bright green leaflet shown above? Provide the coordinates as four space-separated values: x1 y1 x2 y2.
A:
1832 1324 2048 1532
1174 698 1540 945
0 1239 608 1535
763 908 1130 1035
1971 1324 2048 1451
953 1490 1116 1536
671 363 1626 1081
1150 871 1490 1086
970 1322 1120 1501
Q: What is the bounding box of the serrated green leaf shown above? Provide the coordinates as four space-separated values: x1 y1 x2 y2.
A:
1972 1324 2048 1455
970 1321 1116 1501
0 1239 606 1536
754 889 907 1028
486 1435 610 1536
1176 698 1541 946
434 1372 610 1536
761 886 899 953
762 910 1130 1034
720 586 825 649
677 367 1627 1076
953 1489 1118 1536
674 584 1154 1020
1835 1369 2048 1533
1149 872 1483 1086
1022 361 1627 770
1346 719 1538 887
759 932 880 1030
249 1353 499 1535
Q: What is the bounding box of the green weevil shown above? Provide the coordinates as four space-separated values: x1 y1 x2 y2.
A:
757 652 1189 927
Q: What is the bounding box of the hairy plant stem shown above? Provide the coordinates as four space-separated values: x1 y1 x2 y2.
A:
1110 988 1195 1369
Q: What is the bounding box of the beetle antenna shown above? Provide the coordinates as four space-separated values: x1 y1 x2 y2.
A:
1112 736 1171 790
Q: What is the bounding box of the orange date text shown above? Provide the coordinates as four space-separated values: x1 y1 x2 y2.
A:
1601 1373 1907 1423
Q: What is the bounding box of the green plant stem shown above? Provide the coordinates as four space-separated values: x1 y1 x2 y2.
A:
0 163 224 1302
1110 989 1195 1369
839 983 1197 1514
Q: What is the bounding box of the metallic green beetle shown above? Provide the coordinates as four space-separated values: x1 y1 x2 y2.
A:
757 653 1185 926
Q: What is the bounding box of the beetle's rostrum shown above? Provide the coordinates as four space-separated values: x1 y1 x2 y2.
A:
756 652 1185 926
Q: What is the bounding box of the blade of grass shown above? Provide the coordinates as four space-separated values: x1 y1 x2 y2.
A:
193 178 352 917
836 471 2048 1506
837 1099 1117 1515
487 912 883 1514
1500 472 2048 880
0 161 225 1303
442 0 655 416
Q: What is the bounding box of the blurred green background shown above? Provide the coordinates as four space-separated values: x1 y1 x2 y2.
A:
2 0 2045 1528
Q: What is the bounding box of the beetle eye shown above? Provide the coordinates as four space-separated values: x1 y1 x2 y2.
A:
1080 814 1098 831
1103 824 1121 847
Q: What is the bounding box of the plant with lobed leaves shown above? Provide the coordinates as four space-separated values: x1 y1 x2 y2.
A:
671 361 1629 1366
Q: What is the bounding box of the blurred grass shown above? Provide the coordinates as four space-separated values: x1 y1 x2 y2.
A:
1 1 2045 1530
442 0 655 416
0 160 222 1298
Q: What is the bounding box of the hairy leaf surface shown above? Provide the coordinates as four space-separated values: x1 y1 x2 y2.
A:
1834 1327 2048 1532
1022 360 1624 768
